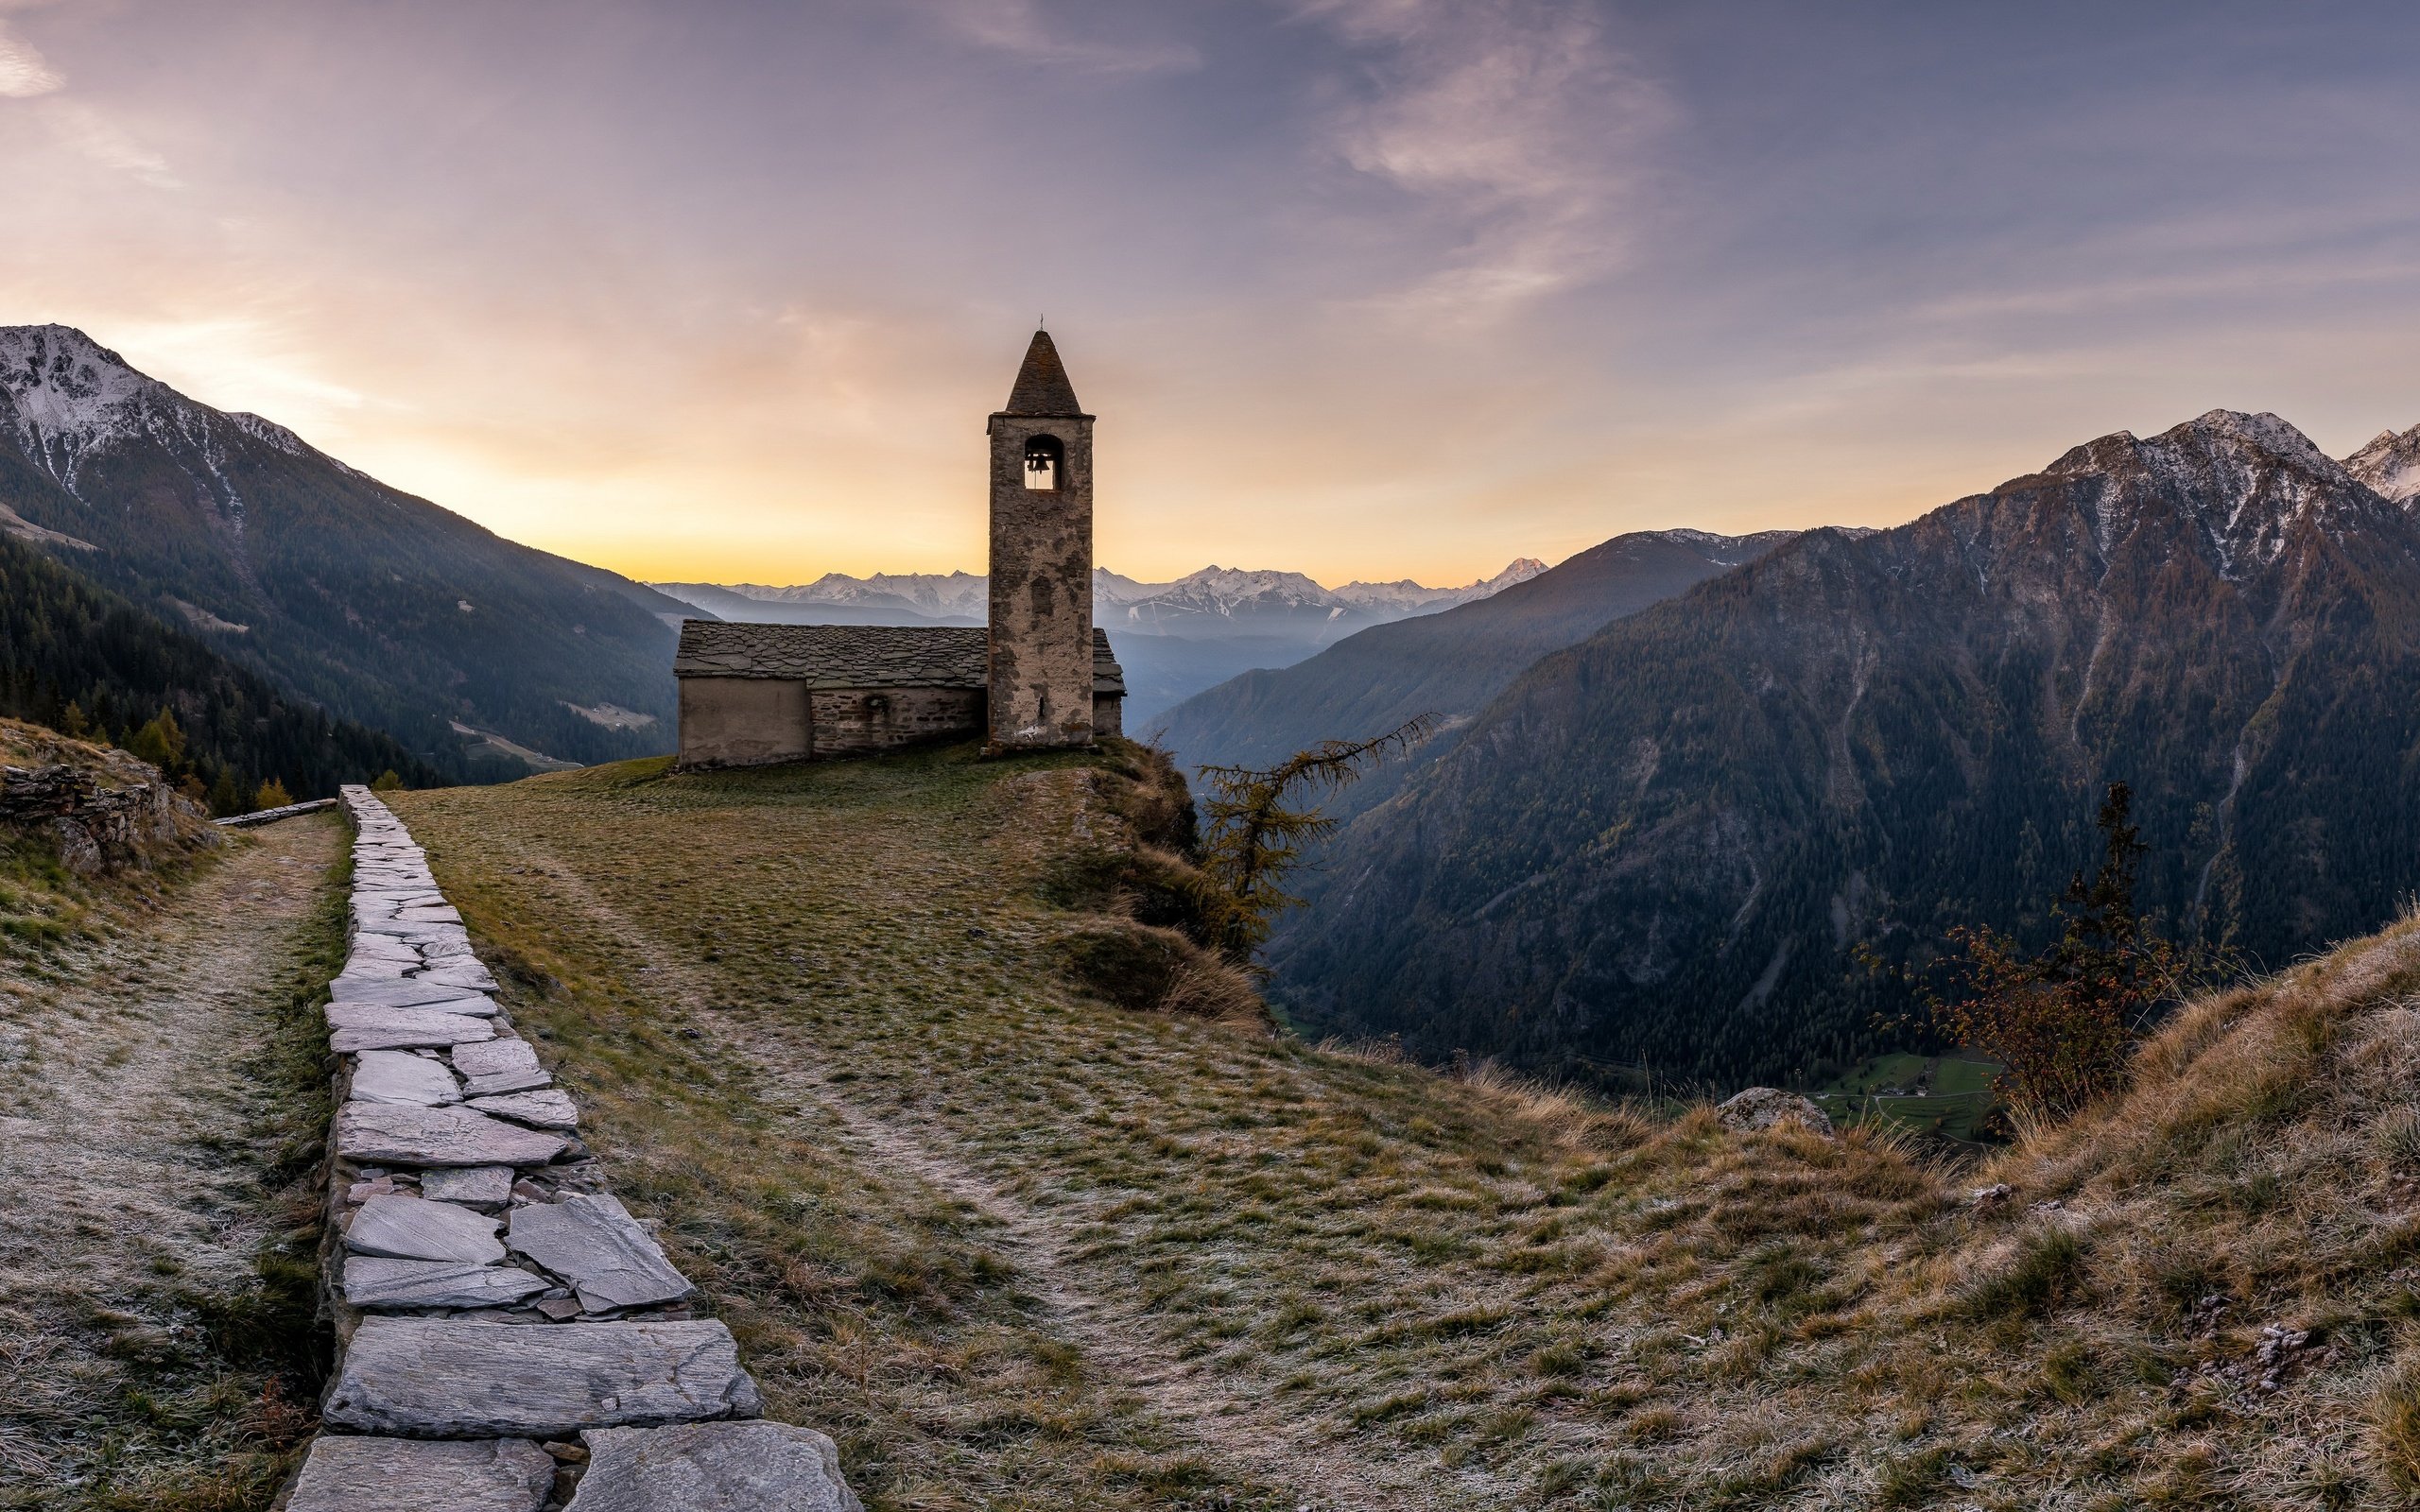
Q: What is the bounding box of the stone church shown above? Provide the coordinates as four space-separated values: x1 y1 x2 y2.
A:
672 331 1125 767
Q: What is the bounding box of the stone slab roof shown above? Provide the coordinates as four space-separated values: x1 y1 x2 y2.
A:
674 622 1126 696
1000 329 1085 417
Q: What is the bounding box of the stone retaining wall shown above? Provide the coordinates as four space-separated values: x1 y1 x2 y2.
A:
278 785 860 1511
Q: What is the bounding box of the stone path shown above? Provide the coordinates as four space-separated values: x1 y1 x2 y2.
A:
285 789 860 1512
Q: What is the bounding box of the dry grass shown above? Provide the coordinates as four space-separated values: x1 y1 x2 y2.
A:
0 813 342 1510
388 741 2420 1509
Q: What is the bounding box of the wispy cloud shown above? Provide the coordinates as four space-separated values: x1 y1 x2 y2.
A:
44 100 178 187
930 0 1201 76
0 19 61 96
1294 0 1673 322
0 11 178 186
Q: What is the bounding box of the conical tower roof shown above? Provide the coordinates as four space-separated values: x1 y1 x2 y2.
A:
1000 329 1085 417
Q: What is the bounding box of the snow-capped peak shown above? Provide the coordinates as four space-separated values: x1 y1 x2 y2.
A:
2344 421 2420 506
0 323 337 502
0 325 166 452
2042 408 2390 581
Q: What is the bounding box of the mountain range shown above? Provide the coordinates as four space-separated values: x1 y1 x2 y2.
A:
652 559 1547 724
1268 409 2420 1090
0 325 690 776
1152 529 1798 825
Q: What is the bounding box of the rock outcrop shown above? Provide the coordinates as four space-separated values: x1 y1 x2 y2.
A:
1715 1087 1836 1137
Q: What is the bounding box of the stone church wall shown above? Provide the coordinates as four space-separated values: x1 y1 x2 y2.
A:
676 677 810 768
808 686 983 756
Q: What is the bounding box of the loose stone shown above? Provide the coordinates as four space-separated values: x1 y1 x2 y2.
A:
344 1255 555 1310
424 1165 517 1208
346 1194 508 1263
469 1089 580 1130
417 960 502 992
336 1104 570 1168
331 1008 500 1054
567 1421 864 1512
321 1317 763 1438
455 1037 551 1096
507 1194 694 1313
285 1435 556 1512
333 976 501 1013
351 1050 464 1107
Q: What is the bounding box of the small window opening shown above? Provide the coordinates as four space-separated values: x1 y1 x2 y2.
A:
1024 434 1063 491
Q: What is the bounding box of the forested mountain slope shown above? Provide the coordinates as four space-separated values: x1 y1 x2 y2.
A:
1152 530 1794 788
0 529 441 799
0 325 689 769
1275 411 2420 1088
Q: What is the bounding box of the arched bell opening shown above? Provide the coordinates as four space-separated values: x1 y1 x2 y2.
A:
1023 433 1063 491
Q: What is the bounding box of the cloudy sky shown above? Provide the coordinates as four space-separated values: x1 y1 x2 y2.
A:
6 1 2420 585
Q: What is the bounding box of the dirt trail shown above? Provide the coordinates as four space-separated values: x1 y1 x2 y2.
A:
0 815 341 1493
493 834 1441 1511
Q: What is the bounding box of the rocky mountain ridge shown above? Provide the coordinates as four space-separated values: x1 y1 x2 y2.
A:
2345 418 2420 503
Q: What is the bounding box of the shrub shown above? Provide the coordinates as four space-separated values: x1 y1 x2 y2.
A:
1912 782 2233 1125
1054 920 1270 1028
253 778 294 810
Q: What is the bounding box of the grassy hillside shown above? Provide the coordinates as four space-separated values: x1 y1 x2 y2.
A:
393 745 2420 1509
0 718 223 954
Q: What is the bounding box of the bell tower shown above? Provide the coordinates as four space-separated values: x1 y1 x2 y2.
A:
986 329 1096 750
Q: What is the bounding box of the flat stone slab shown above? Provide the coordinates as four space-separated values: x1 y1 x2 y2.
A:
322 1318 762 1438
332 976 500 1012
469 1090 580 1130
287 1435 555 1512
453 1038 550 1095
569 1422 863 1512
331 1008 499 1054
417 961 501 992
356 920 474 947
463 1066 553 1097
508 1194 692 1312
343 1255 553 1310
337 1104 570 1169
351 1051 462 1107
347 1194 507 1263
424 1165 516 1207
